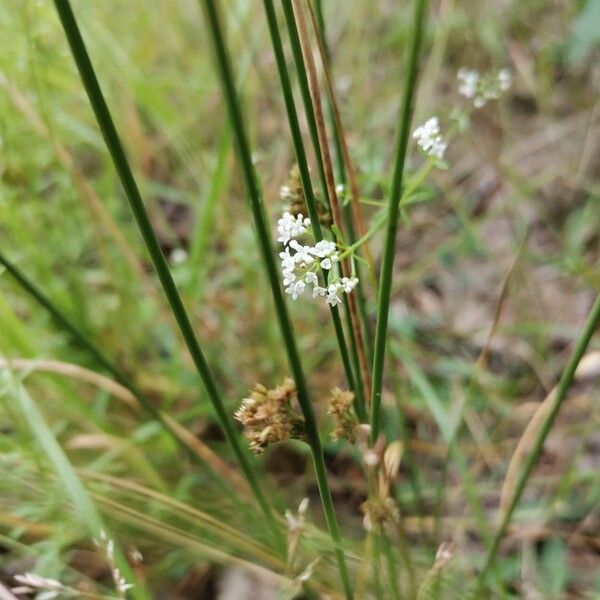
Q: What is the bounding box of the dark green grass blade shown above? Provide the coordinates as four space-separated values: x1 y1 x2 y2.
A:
370 0 429 442
51 0 278 538
198 2 352 596
478 292 600 585
261 0 366 421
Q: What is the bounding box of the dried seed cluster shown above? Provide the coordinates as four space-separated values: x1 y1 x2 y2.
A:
327 387 358 442
235 378 305 454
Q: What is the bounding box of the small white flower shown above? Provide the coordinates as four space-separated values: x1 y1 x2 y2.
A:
413 117 447 160
289 240 315 266
458 67 511 109
457 68 479 98
311 239 337 258
277 211 310 245
279 247 296 272
326 284 342 306
304 272 318 285
282 270 296 286
340 276 359 294
335 183 345 196
169 248 188 265
498 68 511 91
285 280 306 300
321 258 333 270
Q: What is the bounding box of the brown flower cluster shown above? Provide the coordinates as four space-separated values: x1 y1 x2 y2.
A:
327 387 358 442
358 435 404 532
234 378 305 454
280 165 332 228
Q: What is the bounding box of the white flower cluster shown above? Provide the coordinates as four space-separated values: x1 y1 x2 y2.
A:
412 117 447 160
457 67 511 108
277 211 310 245
277 212 358 306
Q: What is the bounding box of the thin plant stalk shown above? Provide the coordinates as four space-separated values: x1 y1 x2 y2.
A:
370 0 429 443
289 0 371 407
198 2 352 596
261 0 365 421
305 0 375 281
51 0 279 539
478 292 600 585
306 0 374 363
279 0 368 413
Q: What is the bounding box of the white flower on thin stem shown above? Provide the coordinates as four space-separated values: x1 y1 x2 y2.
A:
279 247 296 272
310 239 337 258
340 277 359 293
289 240 314 266
285 280 306 300
457 67 479 98
282 270 296 286
413 117 447 160
277 211 310 245
304 272 318 285
458 67 512 108
326 284 342 307
275 210 358 305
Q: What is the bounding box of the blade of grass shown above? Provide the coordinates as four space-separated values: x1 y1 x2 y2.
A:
197 2 352 596
478 291 600 586
0 356 250 494
0 251 253 502
370 0 429 443
2 374 148 600
261 0 365 420
51 0 280 542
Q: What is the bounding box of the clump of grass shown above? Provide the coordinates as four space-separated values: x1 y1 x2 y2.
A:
1 0 599 598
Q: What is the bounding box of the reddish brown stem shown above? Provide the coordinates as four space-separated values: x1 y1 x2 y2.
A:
292 0 371 403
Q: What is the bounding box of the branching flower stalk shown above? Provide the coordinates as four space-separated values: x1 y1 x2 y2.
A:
198 2 352 597
51 0 279 543
370 0 429 443
290 0 372 408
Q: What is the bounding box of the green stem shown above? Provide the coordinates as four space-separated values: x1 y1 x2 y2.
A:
280 0 368 421
370 0 429 443
51 0 278 539
478 292 600 586
311 0 373 367
199 2 352 597
261 0 365 421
